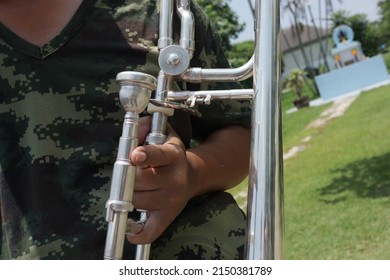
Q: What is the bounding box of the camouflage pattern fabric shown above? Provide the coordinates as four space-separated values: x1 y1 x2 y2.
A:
0 0 250 259
149 192 246 260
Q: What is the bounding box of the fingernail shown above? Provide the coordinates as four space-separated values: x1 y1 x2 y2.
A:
134 150 147 163
126 219 145 234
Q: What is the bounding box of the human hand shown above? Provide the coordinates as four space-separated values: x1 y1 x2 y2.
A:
126 116 192 244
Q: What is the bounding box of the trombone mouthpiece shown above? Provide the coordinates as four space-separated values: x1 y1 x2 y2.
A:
116 71 157 114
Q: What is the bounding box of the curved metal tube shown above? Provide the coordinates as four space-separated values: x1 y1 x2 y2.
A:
177 0 195 58
181 55 254 83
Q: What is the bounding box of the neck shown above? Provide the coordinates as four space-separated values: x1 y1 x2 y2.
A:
0 0 83 46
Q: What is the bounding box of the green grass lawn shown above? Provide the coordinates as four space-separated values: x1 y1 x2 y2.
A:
231 84 390 259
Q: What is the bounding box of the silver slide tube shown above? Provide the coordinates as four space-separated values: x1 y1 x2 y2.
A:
245 0 285 260
158 0 174 49
104 72 157 260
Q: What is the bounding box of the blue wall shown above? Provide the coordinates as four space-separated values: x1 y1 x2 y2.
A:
315 55 389 100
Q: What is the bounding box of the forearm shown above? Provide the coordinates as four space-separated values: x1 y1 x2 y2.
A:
187 125 251 198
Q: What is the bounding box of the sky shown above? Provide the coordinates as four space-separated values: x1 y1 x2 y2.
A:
230 0 382 42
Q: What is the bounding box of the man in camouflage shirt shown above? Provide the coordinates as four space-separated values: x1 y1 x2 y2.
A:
0 0 251 259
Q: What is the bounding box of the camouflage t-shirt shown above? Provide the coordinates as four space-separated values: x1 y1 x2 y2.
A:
0 0 250 259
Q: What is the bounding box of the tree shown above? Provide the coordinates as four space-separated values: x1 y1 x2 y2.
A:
227 40 255 89
349 14 381 56
195 0 253 88
195 0 245 51
330 10 351 29
378 0 390 41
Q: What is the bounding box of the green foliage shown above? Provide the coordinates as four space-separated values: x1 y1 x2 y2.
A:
284 69 307 98
227 40 254 68
227 40 254 88
330 10 351 28
363 22 383 56
378 0 390 40
195 0 245 51
349 14 382 56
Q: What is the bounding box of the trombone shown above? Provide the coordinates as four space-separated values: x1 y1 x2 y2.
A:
104 0 285 260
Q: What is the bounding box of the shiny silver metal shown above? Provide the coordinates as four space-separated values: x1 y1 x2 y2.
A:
134 212 150 260
177 0 195 58
105 0 284 261
181 56 254 83
158 0 174 49
167 89 254 104
159 45 190 76
103 72 156 260
245 0 285 260
135 71 173 260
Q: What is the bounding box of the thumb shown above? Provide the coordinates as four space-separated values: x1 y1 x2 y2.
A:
130 125 183 167
126 210 169 245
